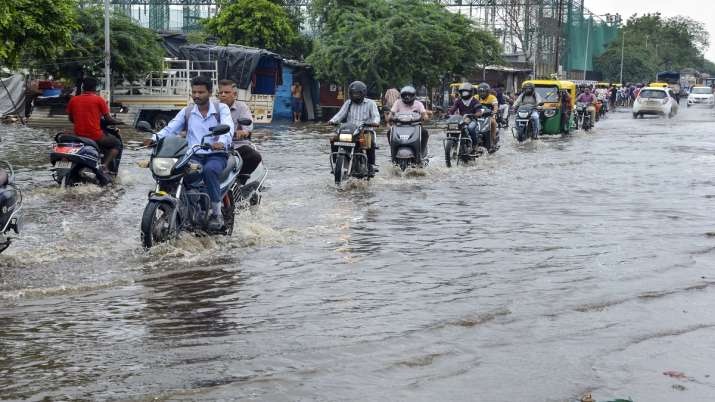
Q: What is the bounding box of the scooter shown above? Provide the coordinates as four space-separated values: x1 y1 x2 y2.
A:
0 161 23 254
50 124 122 187
389 111 427 171
137 120 256 249
330 122 375 185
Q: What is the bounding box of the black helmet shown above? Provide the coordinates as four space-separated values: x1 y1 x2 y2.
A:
477 83 491 98
458 83 474 101
523 82 535 94
400 85 416 105
348 81 367 104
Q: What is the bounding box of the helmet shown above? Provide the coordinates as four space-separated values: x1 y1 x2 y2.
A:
400 85 416 105
348 81 367 104
477 83 491 99
523 82 535 94
458 83 474 101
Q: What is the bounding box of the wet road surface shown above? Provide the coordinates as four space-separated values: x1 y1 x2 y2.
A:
2 107 715 401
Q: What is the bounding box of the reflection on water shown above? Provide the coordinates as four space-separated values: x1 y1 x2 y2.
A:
3 109 715 401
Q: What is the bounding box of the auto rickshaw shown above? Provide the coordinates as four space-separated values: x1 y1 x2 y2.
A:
519 79 575 135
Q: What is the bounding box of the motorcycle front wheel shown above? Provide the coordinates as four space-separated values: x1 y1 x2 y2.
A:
444 140 453 168
334 154 345 185
141 201 177 249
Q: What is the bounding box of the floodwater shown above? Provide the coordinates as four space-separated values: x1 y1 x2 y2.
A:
2 107 715 401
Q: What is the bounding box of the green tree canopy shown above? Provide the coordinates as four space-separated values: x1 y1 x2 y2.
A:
38 7 163 83
0 0 78 68
203 0 300 54
595 13 714 83
306 0 502 91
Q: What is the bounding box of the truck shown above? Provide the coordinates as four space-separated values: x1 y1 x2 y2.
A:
112 59 275 129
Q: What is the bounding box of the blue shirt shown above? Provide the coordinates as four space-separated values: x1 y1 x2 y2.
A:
155 101 234 154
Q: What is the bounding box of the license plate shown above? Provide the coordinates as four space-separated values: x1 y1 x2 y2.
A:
334 141 355 147
55 160 72 169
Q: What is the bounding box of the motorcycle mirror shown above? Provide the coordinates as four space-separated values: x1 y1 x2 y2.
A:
136 121 153 132
237 118 253 127
209 124 231 136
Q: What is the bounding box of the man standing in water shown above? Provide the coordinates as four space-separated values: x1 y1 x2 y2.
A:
145 76 234 229
291 80 303 122
218 79 262 179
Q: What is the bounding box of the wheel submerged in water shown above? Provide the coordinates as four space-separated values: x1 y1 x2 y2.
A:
141 201 177 249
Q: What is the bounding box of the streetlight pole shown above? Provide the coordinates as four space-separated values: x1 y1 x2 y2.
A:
104 0 111 101
619 30 625 85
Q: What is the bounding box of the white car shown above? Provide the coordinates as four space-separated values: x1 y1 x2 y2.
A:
632 87 679 118
687 86 715 108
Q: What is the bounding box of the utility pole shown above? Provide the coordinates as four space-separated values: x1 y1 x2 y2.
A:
104 0 111 102
554 0 564 76
619 30 625 85
583 17 591 81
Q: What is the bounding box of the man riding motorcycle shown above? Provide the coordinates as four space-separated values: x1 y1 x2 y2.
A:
387 85 430 155
576 86 597 124
66 76 123 178
512 82 543 135
328 81 381 176
448 83 483 153
143 75 234 229
476 83 499 152
218 79 262 178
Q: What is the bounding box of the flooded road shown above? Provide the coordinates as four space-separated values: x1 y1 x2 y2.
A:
2 107 715 401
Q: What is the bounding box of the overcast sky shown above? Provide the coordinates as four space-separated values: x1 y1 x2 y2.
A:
586 0 715 61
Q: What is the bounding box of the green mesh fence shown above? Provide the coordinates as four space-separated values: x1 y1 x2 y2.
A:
563 2 619 73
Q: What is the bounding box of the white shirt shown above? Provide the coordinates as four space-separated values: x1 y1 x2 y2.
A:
155 101 234 154
329 99 381 126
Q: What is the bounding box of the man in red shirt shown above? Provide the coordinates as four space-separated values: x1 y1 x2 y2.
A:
66 77 123 172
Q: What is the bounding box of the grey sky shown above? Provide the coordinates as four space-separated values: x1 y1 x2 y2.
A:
586 0 715 61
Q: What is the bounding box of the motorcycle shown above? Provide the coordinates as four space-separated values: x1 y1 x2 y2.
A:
137 120 254 249
50 124 122 187
389 111 427 171
443 113 485 167
575 102 593 131
512 104 543 142
330 122 375 185
0 161 23 254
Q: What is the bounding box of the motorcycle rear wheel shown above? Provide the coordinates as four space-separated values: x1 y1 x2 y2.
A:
141 201 177 249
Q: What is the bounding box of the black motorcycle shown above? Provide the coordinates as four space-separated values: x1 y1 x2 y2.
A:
50 124 122 187
513 104 543 142
0 161 23 254
137 120 254 249
390 112 427 171
330 123 375 185
575 102 593 131
443 114 479 167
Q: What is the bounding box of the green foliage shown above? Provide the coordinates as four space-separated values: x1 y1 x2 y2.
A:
203 0 299 53
39 7 163 82
595 13 715 83
306 0 502 91
0 0 78 67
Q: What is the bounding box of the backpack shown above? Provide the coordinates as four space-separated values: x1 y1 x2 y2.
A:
182 100 222 134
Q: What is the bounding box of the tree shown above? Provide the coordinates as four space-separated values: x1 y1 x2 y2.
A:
306 0 502 91
0 0 78 67
203 0 299 54
39 7 163 83
595 13 715 82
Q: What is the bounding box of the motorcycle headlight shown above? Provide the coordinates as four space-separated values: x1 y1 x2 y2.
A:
518 111 529 118
151 157 178 177
544 109 557 118
339 133 353 142
448 123 459 130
